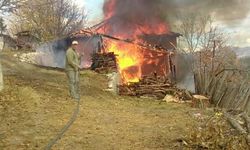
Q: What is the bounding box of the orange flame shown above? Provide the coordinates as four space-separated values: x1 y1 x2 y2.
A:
100 0 170 84
105 40 143 84
100 22 169 85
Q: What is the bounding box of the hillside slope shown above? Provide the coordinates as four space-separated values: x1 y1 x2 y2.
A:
0 51 210 150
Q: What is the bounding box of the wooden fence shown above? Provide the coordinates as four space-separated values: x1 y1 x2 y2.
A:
194 70 250 114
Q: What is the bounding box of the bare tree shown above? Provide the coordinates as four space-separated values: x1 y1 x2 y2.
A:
176 13 212 53
0 0 13 12
175 13 231 73
10 0 87 41
174 13 241 94
0 0 24 13
0 0 26 35
0 17 6 34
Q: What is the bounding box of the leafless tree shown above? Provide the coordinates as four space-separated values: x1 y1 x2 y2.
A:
175 13 232 73
10 0 87 41
0 0 13 12
0 0 24 13
0 17 6 34
0 0 27 36
176 13 212 53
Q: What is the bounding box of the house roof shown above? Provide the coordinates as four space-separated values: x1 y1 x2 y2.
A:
15 31 31 36
15 31 41 42
142 32 182 38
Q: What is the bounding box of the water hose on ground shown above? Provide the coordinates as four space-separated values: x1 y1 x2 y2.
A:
45 99 80 150
45 36 94 150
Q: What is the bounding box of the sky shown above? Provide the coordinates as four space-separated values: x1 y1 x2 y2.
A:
230 14 250 47
75 0 104 26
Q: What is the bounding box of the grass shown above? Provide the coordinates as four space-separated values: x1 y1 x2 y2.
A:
0 51 212 150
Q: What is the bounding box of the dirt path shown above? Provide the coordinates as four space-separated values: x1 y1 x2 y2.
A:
0 52 209 150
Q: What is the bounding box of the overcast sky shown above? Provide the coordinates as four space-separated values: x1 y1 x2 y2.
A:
76 0 104 25
78 0 250 47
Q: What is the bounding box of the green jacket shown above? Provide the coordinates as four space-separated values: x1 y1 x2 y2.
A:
65 47 80 71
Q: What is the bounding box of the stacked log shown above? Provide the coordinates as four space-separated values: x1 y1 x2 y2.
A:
119 74 193 100
91 52 117 73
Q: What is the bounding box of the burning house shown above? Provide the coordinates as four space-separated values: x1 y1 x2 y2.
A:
90 0 182 84
87 0 187 98
69 29 180 81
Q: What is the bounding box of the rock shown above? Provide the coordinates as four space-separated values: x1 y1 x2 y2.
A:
164 94 179 103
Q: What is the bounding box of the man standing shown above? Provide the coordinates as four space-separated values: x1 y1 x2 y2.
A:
65 41 81 100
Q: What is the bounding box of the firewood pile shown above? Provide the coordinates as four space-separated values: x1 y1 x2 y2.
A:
91 52 117 73
119 73 193 100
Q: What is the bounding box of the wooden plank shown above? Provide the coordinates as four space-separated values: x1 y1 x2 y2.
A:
221 86 235 109
216 87 228 107
233 81 249 110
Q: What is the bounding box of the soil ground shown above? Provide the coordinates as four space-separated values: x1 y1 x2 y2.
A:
0 50 212 150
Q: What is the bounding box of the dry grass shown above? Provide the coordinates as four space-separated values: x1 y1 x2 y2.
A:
180 113 249 150
0 51 224 150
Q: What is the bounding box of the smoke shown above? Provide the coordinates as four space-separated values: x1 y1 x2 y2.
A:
175 53 195 92
36 40 67 68
162 0 250 25
104 0 165 21
102 0 169 38
103 0 250 28
35 36 102 68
